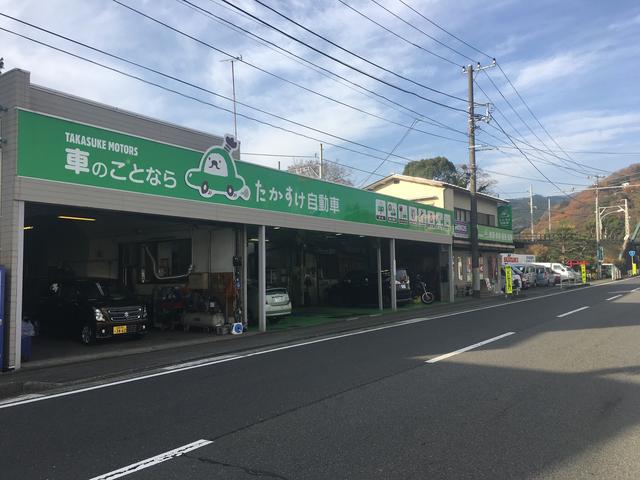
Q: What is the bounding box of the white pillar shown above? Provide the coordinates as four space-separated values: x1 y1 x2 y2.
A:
241 225 248 327
258 225 266 332
10 201 25 369
377 240 383 311
390 238 397 311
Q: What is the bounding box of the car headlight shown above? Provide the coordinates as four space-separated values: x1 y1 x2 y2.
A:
94 308 105 322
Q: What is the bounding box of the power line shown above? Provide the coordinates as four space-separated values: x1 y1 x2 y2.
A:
175 0 470 137
359 118 418 187
101 4 469 147
479 70 600 176
396 0 493 60
1 14 436 164
217 0 469 111
336 0 462 67
491 117 592 205
0 25 429 169
369 0 477 64
472 78 611 176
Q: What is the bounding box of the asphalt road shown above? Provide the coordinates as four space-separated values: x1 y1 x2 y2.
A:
2 278 640 479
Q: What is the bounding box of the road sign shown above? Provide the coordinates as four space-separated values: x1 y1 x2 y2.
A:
629 250 636 257
504 266 513 295
580 264 587 284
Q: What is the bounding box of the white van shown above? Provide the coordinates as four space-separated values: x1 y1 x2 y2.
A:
533 262 575 282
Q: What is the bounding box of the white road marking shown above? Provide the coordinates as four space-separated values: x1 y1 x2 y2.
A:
557 306 590 318
0 278 634 410
426 332 516 364
606 294 623 301
88 439 212 480
632 287 640 292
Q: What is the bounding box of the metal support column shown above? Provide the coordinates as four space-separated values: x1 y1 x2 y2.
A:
390 238 397 311
241 225 248 327
258 225 266 332
10 200 25 370
377 240 383 311
448 244 455 303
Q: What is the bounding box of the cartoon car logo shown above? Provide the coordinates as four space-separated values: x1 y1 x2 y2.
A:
185 134 251 201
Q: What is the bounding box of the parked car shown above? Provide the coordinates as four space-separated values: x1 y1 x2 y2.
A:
327 268 412 307
534 266 554 287
511 266 529 289
533 262 575 283
247 285 292 324
513 264 537 287
35 278 148 345
500 267 522 291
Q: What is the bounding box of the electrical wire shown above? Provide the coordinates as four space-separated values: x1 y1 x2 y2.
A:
0 25 429 168
174 0 470 137
368 0 477 64
396 0 494 60
359 118 418 187
216 0 469 111
336 0 462 67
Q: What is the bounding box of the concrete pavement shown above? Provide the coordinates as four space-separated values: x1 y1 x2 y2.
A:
2 277 639 479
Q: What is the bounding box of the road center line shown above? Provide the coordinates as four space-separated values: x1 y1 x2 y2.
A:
426 332 516 364
557 306 589 318
606 294 623 301
88 439 212 480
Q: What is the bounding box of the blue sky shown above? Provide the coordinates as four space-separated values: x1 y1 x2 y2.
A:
1 0 639 199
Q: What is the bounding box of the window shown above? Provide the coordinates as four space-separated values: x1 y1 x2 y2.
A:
477 213 496 226
455 208 470 222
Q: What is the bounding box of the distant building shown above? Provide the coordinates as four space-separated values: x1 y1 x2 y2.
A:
365 174 514 296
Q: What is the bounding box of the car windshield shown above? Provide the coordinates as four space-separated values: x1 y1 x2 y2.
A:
75 280 128 301
267 288 288 295
396 269 409 282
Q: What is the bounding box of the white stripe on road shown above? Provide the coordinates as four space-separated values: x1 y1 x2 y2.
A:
89 439 212 480
0 277 634 410
557 306 589 318
606 294 623 301
426 332 516 364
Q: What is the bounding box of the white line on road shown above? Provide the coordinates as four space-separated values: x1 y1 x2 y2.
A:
426 332 516 364
557 306 590 318
0 278 634 410
606 294 623 301
89 439 212 480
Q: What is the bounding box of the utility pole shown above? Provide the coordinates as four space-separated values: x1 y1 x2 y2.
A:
529 184 534 239
465 61 495 296
624 197 630 240
467 64 480 295
595 176 601 279
319 143 324 180
548 197 552 234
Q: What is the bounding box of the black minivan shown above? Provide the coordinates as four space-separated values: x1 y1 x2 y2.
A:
35 278 149 345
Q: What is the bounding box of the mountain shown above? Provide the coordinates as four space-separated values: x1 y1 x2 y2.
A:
508 195 568 234
513 163 640 264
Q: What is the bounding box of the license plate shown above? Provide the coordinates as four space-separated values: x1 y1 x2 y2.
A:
273 296 283 303
400 284 407 289
113 325 127 334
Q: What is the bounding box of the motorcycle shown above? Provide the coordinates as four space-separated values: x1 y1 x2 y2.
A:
412 275 435 305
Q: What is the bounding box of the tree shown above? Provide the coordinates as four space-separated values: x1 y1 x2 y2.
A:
402 156 496 193
403 157 459 184
287 159 353 186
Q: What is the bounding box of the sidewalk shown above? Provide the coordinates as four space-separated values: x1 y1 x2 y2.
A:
0 285 588 400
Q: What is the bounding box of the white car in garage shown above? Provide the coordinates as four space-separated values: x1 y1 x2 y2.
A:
248 286 292 324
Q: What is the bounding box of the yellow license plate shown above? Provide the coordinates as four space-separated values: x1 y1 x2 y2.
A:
113 325 127 334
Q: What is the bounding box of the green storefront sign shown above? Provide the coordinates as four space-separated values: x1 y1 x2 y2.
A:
453 222 513 244
497 205 512 230
17 110 453 236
